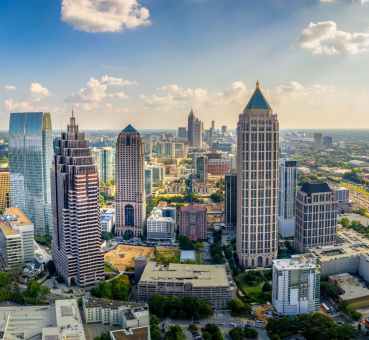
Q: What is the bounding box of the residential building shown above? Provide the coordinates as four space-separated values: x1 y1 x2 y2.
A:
52 114 104 287
101 208 115 234
272 254 320 315
178 205 207 241
295 182 337 252
225 173 237 229
9 112 53 237
207 158 231 176
116 125 146 238
334 186 351 213
0 169 10 212
83 297 149 328
137 262 234 309
2 207 34 262
236 82 279 268
147 207 176 242
278 160 297 238
195 155 208 183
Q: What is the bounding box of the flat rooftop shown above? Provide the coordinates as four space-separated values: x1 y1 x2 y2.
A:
55 299 86 339
139 262 230 287
4 207 33 226
84 297 147 311
111 326 149 340
329 273 369 302
273 254 318 271
0 221 15 236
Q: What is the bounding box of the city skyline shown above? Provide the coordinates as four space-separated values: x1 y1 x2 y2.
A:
1 1 369 130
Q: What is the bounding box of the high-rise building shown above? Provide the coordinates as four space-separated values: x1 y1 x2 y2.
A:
323 135 333 147
144 168 153 197
313 133 322 149
92 147 115 184
272 254 320 315
177 127 187 140
52 114 104 287
225 173 237 229
187 109 203 148
147 207 176 242
278 160 297 238
0 169 10 212
9 112 53 237
236 82 279 268
195 156 208 183
116 125 145 238
295 182 337 252
178 205 207 241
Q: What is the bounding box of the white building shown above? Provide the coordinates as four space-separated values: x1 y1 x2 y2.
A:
272 254 320 316
83 297 149 328
147 207 176 242
278 160 297 238
100 208 115 234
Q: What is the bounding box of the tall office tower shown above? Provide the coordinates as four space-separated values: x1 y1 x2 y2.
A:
272 254 320 316
225 173 237 229
236 82 279 268
278 160 297 238
177 127 187 140
0 169 10 212
295 182 337 252
116 125 145 238
145 168 153 197
100 147 114 183
195 156 208 183
313 132 322 149
9 112 53 237
187 109 203 148
52 114 104 287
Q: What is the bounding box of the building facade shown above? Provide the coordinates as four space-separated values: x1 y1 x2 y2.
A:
52 115 104 287
137 262 233 309
195 155 208 183
0 220 23 271
9 112 53 237
187 109 203 148
147 207 176 242
295 182 337 252
236 82 279 268
178 205 207 241
278 160 297 238
272 255 320 315
116 125 145 238
225 173 237 229
0 169 10 212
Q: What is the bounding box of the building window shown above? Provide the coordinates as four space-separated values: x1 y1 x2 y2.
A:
125 205 134 226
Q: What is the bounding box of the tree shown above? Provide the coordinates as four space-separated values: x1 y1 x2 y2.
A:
229 328 244 340
22 280 50 304
202 324 223 340
164 326 185 340
228 298 251 317
262 281 272 292
150 315 162 340
339 217 350 228
243 328 257 339
102 231 114 241
210 191 224 203
178 235 194 250
91 275 130 301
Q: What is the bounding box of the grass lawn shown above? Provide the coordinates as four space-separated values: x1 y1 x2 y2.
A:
155 247 180 264
235 271 272 304
104 262 117 273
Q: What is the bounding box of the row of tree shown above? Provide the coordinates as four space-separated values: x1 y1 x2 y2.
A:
91 275 130 301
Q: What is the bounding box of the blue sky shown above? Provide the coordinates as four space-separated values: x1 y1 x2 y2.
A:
1 0 369 130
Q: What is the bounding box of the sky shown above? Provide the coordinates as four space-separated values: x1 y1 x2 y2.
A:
1 0 369 130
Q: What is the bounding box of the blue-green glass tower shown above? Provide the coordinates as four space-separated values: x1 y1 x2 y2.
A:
9 112 53 237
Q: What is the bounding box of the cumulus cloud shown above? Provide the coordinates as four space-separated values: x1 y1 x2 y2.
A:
61 0 151 33
66 74 134 105
4 99 34 112
30 82 49 100
4 85 16 91
299 21 369 55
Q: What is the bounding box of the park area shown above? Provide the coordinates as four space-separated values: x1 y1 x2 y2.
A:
104 245 155 272
154 247 180 264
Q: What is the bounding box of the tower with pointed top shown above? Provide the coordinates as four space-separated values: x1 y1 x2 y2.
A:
115 124 145 237
236 82 279 268
51 114 104 287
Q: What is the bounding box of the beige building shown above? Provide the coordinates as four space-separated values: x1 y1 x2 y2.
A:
0 220 23 271
137 262 234 309
0 169 10 212
236 82 279 268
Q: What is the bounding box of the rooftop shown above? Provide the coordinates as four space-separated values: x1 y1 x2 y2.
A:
84 297 148 310
122 124 138 134
273 254 318 271
179 205 207 213
139 262 230 287
111 326 149 340
0 221 15 236
300 182 332 194
244 81 272 111
3 207 33 226
329 273 369 302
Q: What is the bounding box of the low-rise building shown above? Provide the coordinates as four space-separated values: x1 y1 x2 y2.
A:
146 207 176 242
137 262 234 309
272 254 320 316
111 326 150 340
101 208 115 234
178 205 207 241
83 297 149 329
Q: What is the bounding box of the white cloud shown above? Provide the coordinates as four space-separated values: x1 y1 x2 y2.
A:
4 85 16 91
66 74 134 105
61 0 150 33
320 0 369 4
4 99 34 112
30 82 49 100
299 21 369 55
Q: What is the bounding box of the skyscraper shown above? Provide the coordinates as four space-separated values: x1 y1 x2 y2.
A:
116 125 145 238
187 109 203 148
195 155 208 183
9 112 53 237
278 160 297 238
225 172 237 229
295 182 337 252
52 114 104 287
91 147 115 184
236 82 279 268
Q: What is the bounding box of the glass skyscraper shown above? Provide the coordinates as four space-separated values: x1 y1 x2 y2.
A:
9 112 53 237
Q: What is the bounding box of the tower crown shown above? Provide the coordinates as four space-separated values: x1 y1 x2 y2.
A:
244 81 271 112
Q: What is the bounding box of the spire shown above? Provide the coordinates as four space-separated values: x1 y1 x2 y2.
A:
243 81 271 111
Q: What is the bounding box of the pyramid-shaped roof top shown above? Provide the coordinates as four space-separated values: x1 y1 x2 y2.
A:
244 81 271 111
122 124 138 133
